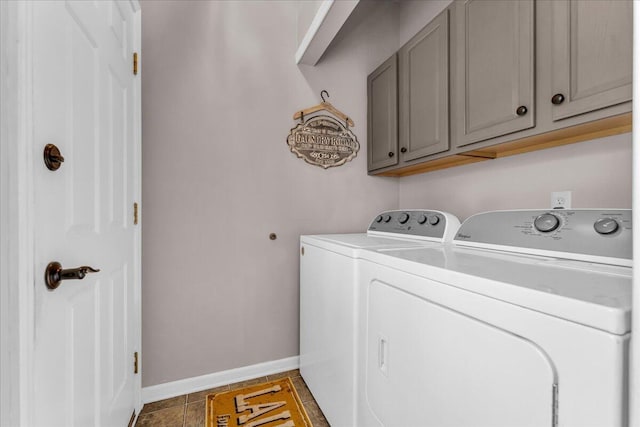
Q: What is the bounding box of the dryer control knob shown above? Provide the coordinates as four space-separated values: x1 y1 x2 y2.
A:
376 215 383 223
594 218 619 235
534 213 560 233
398 213 410 224
428 215 440 226
383 215 392 223
417 214 428 225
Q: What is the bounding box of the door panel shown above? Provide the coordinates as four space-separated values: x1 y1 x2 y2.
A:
399 9 449 161
550 0 632 120
366 280 556 427
454 0 534 147
33 1 138 425
367 54 398 171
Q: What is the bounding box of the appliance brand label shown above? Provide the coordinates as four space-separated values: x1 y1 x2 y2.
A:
456 233 471 239
287 115 359 169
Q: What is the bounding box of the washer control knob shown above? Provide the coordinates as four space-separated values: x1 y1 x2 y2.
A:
376 215 383 223
383 215 392 223
398 213 410 224
534 213 560 233
417 214 428 225
428 215 440 226
594 218 619 235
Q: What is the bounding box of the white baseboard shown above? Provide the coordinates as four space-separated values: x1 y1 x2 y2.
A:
141 356 300 404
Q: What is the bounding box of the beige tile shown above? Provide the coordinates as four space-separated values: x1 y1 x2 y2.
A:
228 376 269 391
184 400 206 427
266 369 301 381
140 395 186 415
136 405 184 427
291 376 314 403
187 385 230 403
302 399 330 427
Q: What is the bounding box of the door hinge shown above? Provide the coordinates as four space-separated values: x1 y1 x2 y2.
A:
552 383 559 427
133 202 138 225
133 52 138 75
134 351 139 374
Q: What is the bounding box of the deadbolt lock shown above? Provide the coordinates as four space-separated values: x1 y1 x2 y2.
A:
43 144 65 171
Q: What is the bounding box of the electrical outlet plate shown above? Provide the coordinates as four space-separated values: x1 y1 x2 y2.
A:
551 191 572 209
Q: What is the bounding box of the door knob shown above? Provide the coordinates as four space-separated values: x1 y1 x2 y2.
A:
43 144 65 171
45 261 100 290
516 106 528 116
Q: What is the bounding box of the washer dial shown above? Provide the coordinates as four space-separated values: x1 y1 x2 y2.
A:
417 214 428 225
594 218 619 235
398 213 410 224
534 213 560 233
383 215 391 223
428 215 440 226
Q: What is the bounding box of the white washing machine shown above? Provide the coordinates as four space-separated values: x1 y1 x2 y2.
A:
299 210 460 427
357 209 632 427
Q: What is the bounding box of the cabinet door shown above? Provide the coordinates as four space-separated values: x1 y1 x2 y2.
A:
367 54 398 171
550 0 632 121
399 10 449 162
453 0 534 147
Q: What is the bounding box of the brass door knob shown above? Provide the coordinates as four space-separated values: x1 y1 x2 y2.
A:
45 261 100 290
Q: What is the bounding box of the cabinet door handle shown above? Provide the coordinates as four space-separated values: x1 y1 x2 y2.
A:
551 94 565 105
516 106 528 116
388 152 394 158
400 147 407 153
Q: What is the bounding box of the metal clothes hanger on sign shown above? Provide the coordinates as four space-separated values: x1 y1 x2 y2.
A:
293 90 355 128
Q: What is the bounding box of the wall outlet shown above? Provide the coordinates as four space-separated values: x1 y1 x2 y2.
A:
551 191 572 209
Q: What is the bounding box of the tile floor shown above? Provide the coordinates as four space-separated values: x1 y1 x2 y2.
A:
136 369 330 427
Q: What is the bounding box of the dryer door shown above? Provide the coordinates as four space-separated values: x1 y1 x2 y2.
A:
366 280 557 427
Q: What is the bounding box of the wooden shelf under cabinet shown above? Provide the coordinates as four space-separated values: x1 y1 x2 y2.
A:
374 113 632 178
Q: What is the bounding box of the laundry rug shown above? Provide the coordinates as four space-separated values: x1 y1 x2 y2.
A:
206 377 313 427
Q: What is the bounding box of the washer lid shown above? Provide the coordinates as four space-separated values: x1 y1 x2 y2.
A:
301 233 438 257
364 245 632 335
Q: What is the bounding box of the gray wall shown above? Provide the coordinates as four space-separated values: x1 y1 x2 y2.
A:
399 134 632 221
141 0 633 388
141 0 399 387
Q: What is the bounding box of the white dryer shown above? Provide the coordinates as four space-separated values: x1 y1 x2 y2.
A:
299 210 460 427
357 209 632 427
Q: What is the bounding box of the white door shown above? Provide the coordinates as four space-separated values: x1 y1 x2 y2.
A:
32 1 140 425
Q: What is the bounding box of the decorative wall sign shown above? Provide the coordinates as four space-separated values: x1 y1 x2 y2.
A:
288 90 359 169
287 115 360 169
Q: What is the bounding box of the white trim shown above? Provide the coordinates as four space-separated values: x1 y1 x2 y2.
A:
295 0 360 66
295 0 333 64
629 1 639 425
0 2 35 426
141 356 300 404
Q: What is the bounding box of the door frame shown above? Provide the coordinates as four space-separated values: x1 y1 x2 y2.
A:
0 2 142 425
